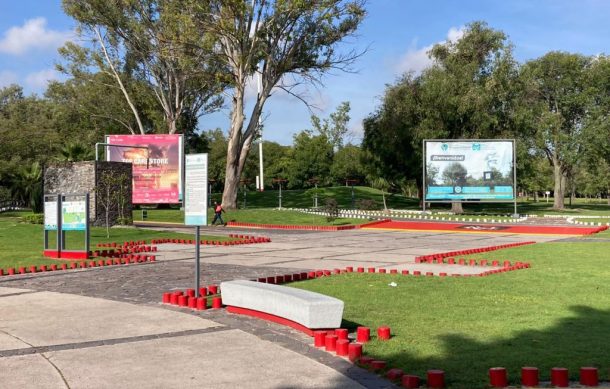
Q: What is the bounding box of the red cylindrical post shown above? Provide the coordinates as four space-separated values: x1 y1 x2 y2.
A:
325 334 338 352
377 326 391 340
402 270 409 275
370 360 386 370
367 267 375 273
186 288 195 297
347 343 362 362
187 296 197 309
335 328 348 340
356 326 370 343
386 368 403 380
162 292 171 304
580 367 598 387
313 331 327 347
208 285 218 294
359 356 374 366
211 296 222 309
357 267 364 273
413 271 421 276
521 367 538 387
335 339 349 356
427 369 445 388
346 266 353 272
401 375 420 389
379 268 386 274
196 297 207 310
199 287 208 296
489 367 507 388
178 295 188 307
551 367 569 387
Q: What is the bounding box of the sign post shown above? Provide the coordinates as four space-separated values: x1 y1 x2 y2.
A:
184 154 208 298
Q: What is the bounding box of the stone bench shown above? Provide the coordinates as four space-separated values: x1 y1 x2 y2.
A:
220 280 344 335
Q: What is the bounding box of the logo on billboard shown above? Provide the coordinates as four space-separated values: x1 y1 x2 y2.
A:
472 143 481 151
441 143 449 151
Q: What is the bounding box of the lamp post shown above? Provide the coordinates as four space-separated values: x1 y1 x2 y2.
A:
345 179 358 209
208 179 217 207
307 178 320 208
273 178 287 209
240 179 252 209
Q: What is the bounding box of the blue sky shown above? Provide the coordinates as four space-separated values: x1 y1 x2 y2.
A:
2 1 610 145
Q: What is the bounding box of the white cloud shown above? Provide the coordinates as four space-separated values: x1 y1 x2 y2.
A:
395 26 465 75
0 70 18 88
0 17 72 55
25 68 61 89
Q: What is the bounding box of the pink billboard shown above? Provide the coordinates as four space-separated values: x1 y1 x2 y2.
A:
106 134 183 204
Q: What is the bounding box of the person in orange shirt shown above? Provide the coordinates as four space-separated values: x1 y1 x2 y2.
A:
211 201 225 226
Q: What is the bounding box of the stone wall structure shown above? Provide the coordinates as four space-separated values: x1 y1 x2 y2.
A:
44 161 133 226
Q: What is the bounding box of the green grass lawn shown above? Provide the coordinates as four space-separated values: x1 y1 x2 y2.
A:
291 241 610 388
138 186 610 219
0 212 231 269
134 208 366 226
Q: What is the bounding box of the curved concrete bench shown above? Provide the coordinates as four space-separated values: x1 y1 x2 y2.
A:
220 280 344 335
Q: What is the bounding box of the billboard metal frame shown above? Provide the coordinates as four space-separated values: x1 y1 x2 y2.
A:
422 139 517 216
104 134 184 205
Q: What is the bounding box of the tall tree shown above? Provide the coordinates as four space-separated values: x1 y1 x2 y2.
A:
187 0 366 208
311 101 352 151
287 130 334 188
521 52 592 209
363 21 523 213
62 0 225 134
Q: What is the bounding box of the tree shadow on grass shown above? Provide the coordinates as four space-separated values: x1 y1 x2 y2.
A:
372 305 610 389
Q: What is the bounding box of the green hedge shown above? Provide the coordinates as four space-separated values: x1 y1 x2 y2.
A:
23 213 43 224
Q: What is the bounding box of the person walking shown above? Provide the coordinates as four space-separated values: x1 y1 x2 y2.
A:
211 201 225 226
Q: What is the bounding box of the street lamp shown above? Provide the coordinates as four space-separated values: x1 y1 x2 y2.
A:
273 178 288 209
240 179 252 209
345 178 358 209
307 178 320 208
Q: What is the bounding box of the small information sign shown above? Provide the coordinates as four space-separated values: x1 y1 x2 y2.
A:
184 154 208 226
62 200 87 230
44 201 58 230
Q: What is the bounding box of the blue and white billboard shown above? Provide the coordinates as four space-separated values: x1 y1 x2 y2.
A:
424 140 515 202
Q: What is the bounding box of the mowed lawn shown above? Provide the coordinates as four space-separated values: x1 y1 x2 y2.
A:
134 208 366 226
0 212 231 269
292 240 610 388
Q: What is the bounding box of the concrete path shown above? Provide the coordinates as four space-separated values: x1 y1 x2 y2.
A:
0 227 568 388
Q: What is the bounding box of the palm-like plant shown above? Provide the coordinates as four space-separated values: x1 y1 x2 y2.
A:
371 177 391 212
10 161 43 212
55 142 94 162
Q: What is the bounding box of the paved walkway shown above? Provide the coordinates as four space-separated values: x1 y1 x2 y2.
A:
0 227 568 388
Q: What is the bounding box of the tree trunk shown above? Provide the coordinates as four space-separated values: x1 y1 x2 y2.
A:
534 191 539 202
451 201 464 214
607 189 610 205
552 159 564 210
222 86 246 209
382 192 387 212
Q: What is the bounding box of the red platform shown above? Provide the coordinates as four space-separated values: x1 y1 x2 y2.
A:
43 250 89 260
363 220 607 236
226 306 333 336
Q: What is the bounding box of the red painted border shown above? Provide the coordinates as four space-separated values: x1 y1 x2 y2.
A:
226 306 334 336
225 220 390 231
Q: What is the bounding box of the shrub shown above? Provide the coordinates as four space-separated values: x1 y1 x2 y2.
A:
356 199 377 210
23 213 43 224
324 198 339 222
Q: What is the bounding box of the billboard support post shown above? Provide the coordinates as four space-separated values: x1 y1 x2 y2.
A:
184 154 208 299
422 139 426 213
512 140 518 217
195 226 200 297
